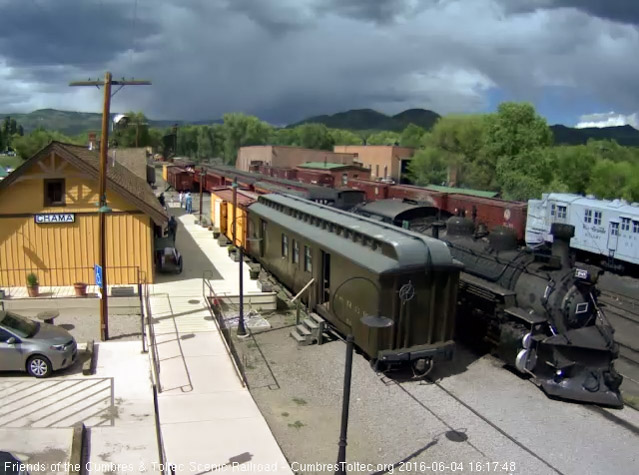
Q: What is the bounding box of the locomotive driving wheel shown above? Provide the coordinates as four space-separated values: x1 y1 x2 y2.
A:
412 357 434 378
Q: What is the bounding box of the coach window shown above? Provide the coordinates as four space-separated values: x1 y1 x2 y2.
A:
611 222 619 236
594 211 602 226
44 179 65 206
584 209 592 224
550 204 556 217
304 245 312 272
281 233 289 258
293 240 299 264
557 205 567 220
634 221 639 233
622 218 631 232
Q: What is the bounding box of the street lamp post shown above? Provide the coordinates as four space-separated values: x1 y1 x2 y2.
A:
331 277 394 475
231 181 248 338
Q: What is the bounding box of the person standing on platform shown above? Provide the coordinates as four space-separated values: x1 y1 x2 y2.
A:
178 191 184 208
185 192 193 213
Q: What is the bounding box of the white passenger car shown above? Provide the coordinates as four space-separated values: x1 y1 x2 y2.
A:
526 192 639 271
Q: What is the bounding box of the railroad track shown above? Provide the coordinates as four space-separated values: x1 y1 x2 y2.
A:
600 291 639 326
598 291 639 401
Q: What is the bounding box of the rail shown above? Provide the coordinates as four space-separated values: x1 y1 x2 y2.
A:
202 270 247 387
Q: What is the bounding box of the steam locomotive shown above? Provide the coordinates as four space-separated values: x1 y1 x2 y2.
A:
436 218 623 407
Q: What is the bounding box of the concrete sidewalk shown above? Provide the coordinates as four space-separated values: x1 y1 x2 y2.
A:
150 213 293 474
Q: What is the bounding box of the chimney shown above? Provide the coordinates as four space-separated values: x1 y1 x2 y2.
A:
88 132 96 151
550 223 574 268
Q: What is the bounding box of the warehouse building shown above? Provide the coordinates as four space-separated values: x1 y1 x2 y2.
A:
333 145 415 183
236 145 357 172
0 141 168 287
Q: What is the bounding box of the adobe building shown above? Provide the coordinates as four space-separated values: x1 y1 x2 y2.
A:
0 141 168 287
333 145 415 183
236 145 357 172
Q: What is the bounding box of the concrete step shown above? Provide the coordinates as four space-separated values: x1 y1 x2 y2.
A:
309 312 325 325
290 330 307 345
296 324 312 336
303 317 319 330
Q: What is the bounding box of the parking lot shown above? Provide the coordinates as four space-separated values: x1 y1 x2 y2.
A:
0 340 160 474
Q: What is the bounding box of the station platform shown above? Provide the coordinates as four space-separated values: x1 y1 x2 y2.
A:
148 212 292 474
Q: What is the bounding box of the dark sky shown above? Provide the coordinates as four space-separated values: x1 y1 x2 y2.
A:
0 0 638 127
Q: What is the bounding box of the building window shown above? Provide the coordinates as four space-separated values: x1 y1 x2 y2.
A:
584 209 592 223
633 221 639 233
293 240 299 264
375 164 379 177
44 179 65 206
611 222 619 236
342 173 348 185
594 211 602 225
621 217 631 232
281 233 288 258
304 245 312 272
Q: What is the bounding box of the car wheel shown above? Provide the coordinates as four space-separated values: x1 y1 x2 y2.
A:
27 355 52 378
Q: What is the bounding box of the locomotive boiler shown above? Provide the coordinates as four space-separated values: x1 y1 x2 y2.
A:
438 217 623 407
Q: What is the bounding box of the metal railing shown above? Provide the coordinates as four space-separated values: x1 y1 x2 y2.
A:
202 270 246 387
142 275 161 389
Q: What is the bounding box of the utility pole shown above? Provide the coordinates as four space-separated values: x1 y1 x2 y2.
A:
70 72 151 341
199 169 204 226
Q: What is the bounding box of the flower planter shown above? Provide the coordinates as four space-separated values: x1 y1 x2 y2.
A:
249 269 260 280
27 285 39 297
74 282 88 297
213 229 221 239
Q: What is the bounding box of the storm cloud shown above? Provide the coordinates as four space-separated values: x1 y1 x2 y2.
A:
0 0 638 126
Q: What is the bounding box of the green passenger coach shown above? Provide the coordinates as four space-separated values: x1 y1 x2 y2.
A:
246 193 463 374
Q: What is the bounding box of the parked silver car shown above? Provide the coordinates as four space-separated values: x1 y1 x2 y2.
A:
0 311 77 377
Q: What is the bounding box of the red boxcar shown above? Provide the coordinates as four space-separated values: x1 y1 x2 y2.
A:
167 167 195 192
388 184 447 209
345 178 390 201
446 194 527 241
297 169 335 187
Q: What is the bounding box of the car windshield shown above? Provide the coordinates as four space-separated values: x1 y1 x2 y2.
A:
0 312 38 338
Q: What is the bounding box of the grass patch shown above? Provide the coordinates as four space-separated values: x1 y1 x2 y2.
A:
287 420 304 429
292 397 307 406
623 393 639 411
281 412 289 417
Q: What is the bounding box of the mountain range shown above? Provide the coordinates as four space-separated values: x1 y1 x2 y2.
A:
2 108 639 146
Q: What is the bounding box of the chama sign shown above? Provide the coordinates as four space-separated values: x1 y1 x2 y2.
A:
34 213 75 224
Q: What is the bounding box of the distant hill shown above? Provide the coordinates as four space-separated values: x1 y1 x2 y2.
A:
0 109 222 136
289 108 442 131
550 124 639 146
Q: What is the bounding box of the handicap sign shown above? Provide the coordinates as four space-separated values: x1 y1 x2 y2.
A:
94 265 103 288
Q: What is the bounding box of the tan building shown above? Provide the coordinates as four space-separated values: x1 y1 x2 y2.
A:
0 141 168 287
236 145 357 172
333 145 415 183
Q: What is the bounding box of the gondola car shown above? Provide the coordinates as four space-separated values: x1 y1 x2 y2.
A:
245 193 462 374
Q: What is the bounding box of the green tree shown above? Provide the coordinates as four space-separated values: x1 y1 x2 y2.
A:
586 159 634 200
366 131 400 145
329 128 362 145
12 128 82 159
9 118 17 135
196 126 214 160
270 128 299 146
399 123 426 148
416 115 489 188
221 113 273 164
406 147 449 185
295 123 335 150
551 145 598 194
112 111 151 148
483 102 553 199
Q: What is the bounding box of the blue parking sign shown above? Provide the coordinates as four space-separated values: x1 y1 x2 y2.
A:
94 265 103 287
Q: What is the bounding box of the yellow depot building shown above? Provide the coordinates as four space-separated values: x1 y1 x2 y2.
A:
0 141 168 287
